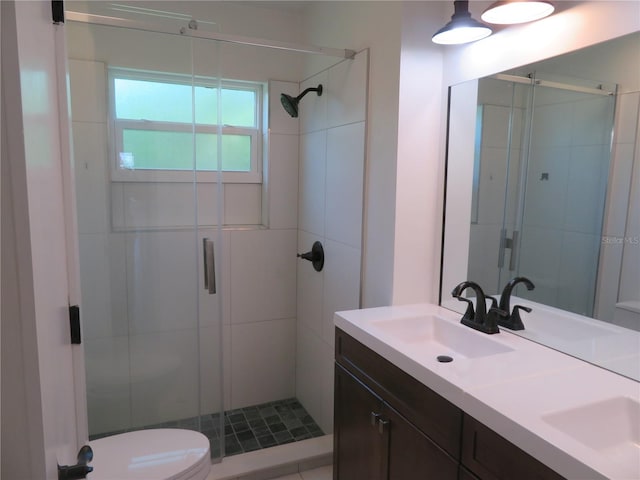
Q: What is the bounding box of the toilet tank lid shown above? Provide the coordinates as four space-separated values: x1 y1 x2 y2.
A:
87 428 210 480
616 301 640 314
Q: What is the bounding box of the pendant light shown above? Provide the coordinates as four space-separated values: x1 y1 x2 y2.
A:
432 0 493 45
481 0 555 24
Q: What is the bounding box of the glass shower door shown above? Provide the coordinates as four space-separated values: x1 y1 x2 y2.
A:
67 15 224 461
512 73 616 315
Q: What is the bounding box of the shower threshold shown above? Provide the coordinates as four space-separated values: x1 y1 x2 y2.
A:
88 397 324 458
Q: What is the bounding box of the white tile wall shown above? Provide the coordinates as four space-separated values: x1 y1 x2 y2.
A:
296 50 368 435
84 336 131 435
73 122 109 235
298 131 327 236
523 146 571 229
68 59 107 123
230 318 296 408
557 232 600 315
518 226 563 306
125 230 199 335
295 324 326 433
225 184 263 225
78 233 128 340
300 71 328 134
321 240 361 347
619 137 640 302
614 92 640 144
269 134 299 229
605 144 636 236
297 230 324 337
129 328 200 427
199 325 224 415
531 102 573 147
481 105 511 149
467 224 502 295
477 146 508 226
325 123 365 248
571 96 613 146
565 145 609 234
229 229 297 324
327 54 367 128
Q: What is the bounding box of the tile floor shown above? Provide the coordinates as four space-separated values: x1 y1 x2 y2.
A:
271 465 332 480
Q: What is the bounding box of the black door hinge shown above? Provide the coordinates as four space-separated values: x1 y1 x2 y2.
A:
52 1 64 24
69 305 81 344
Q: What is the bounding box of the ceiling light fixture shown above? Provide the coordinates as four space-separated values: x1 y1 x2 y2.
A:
432 0 493 45
481 0 555 25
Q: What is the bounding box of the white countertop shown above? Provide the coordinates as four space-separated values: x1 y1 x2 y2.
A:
334 303 640 480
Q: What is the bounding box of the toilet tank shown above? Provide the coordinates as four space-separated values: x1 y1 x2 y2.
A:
613 301 640 331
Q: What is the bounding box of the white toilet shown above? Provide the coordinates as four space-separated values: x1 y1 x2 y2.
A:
87 429 211 480
613 301 640 332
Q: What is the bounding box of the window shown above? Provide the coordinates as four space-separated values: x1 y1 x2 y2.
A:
109 68 262 183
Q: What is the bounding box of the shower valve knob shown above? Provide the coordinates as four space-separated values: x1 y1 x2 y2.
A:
297 241 324 272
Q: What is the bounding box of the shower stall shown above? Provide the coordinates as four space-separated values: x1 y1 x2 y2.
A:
65 1 367 463
468 71 616 316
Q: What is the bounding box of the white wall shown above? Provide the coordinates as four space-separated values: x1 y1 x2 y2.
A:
1 5 47 474
2 1 80 477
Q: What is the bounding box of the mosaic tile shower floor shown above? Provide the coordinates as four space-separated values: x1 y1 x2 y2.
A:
89 398 324 458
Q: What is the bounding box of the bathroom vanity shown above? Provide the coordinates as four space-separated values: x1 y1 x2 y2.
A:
332 304 640 480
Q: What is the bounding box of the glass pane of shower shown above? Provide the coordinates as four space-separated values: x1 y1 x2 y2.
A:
513 73 616 316
469 77 532 295
66 14 224 463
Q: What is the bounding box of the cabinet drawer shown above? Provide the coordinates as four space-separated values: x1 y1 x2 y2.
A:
462 414 565 480
335 328 462 458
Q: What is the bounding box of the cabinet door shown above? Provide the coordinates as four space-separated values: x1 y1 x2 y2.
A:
462 415 565 480
384 405 458 480
334 364 385 480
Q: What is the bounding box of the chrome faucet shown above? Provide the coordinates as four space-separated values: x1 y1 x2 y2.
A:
451 281 500 334
495 276 535 330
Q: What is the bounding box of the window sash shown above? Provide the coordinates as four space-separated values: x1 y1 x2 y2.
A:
109 68 262 183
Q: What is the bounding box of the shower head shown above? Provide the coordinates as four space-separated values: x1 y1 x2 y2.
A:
280 84 323 118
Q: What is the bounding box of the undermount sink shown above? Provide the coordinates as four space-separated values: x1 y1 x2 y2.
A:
519 313 617 342
371 315 514 359
542 396 640 478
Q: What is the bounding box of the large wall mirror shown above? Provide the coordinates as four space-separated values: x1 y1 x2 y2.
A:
441 31 639 381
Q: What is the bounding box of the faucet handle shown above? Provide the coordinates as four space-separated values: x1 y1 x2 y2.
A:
498 304 530 331
455 296 475 323
510 305 531 330
486 295 499 310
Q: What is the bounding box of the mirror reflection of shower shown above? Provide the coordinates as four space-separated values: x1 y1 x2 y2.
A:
468 72 616 317
280 84 323 117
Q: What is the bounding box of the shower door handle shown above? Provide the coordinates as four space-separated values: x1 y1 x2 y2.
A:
498 229 520 271
203 238 216 295
508 230 519 271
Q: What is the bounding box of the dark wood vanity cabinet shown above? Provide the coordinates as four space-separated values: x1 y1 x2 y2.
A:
334 364 459 480
334 328 566 480
334 329 460 480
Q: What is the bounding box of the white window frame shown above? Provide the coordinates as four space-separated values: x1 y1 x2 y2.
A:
108 68 263 183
